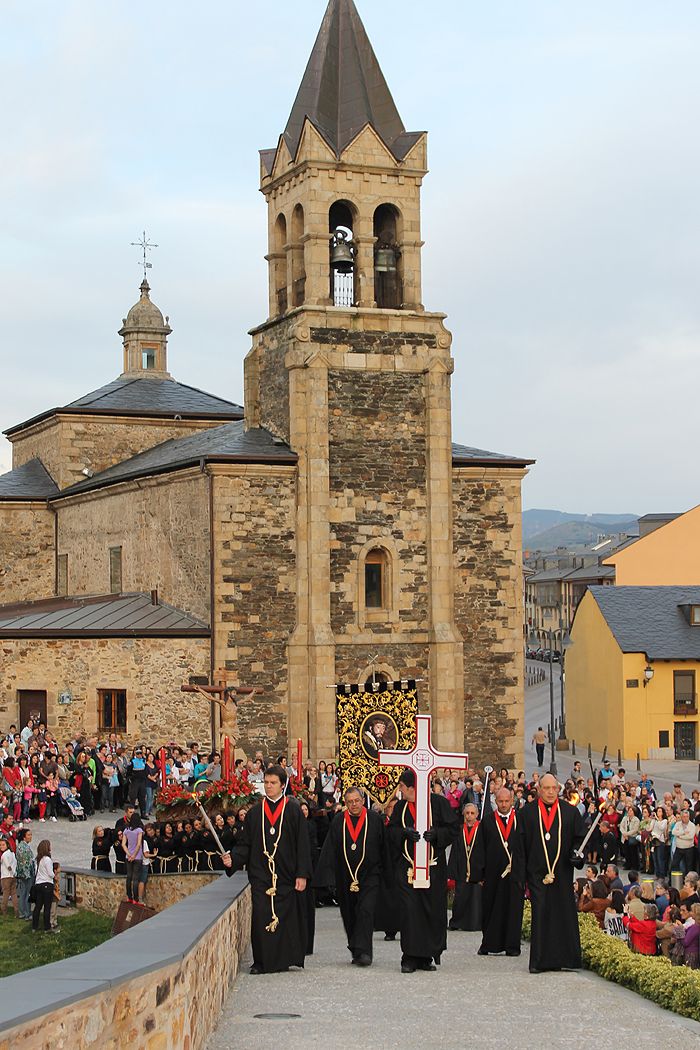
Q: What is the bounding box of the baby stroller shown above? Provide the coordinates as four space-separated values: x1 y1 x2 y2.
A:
58 782 86 821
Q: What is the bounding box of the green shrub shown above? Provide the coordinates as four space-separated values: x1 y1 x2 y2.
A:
521 902 700 1022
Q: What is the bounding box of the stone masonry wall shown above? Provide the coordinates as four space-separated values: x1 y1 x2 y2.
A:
11 415 226 490
212 467 297 755
0 636 210 746
69 869 217 916
0 503 55 604
334 643 430 707
0 880 252 1050
452 468 525 768
57 471 210 623
328 368 428 633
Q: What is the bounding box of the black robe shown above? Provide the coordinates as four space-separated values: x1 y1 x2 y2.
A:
447 820 485 931
521 799 586 972
226 797 312 973
319 808 385 960
91 831 113 873
480 809 524 954
388 793 457 964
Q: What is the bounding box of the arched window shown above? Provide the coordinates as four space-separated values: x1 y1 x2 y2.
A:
274 213 288 314
373 204 402 309
291 204 306 308
329 200 356 307
364 548 389 609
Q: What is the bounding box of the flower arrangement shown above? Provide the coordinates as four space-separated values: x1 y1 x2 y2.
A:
156 770 256 818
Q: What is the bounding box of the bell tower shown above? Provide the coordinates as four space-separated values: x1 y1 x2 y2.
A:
244 0 464 758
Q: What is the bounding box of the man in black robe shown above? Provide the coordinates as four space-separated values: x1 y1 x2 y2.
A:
448 802 485 931
479 785 524 956
223 764 312 974
388 768 457 973
521 772 586 973
319 785 386 966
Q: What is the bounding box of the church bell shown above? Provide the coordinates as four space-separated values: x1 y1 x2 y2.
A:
374 245 398 273
331 230 354 273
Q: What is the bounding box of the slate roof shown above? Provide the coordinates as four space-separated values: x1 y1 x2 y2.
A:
0 459 59 502
451 443 534 468
564 563 615 581
4 377 244 436
0 593 209 638
277 0 424 165
57 421 296 497
589 585 700 660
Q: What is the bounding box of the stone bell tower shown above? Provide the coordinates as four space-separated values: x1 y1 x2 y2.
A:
245 0 464 757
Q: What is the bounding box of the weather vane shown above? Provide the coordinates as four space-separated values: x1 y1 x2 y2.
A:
131 230 158 279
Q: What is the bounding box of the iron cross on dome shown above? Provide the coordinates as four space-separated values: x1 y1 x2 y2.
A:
378 714 469 889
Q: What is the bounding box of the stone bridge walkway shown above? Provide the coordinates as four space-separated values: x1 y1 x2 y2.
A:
208 908 697 1049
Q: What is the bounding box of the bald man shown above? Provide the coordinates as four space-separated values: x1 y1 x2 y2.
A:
478 786 524 956
520 773 586 973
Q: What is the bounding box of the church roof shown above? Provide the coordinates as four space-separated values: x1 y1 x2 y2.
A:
57 420 296 497
0 592 210 639
279 0 423 163
451 443 534 468
4 377 244 436
0 459 59 502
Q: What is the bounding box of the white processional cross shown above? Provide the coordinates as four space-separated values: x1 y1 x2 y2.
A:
378 714 469 889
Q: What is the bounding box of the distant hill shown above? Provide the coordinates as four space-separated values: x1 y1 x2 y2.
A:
525 519 638 551
523 508 638 542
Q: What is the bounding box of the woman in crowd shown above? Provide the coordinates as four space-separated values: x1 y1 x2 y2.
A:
638 803 654 874
15 828 35 919
624 902 659 955
32 839 56 933
156 821 179 874
56 751 73 782
319 760 336 809
123 814 145 905
18 754 35 823
2 756 23 821
578 879 610 929
144 753 159 818
91 825 114 872
0 837 19 916
446 779 462 811
650 802 670 878
619 804 641 870
73 752 94 816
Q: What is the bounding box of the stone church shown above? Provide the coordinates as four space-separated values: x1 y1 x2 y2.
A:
0 0 531 766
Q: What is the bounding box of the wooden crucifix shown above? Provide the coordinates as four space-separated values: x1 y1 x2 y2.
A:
181 668 262 752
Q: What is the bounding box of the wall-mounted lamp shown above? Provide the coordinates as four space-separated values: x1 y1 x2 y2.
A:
643 665 654 687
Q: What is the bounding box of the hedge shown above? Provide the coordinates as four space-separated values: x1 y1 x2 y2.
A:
521 901 700 1022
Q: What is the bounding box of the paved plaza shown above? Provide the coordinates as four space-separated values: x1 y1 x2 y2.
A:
208 908 698 1049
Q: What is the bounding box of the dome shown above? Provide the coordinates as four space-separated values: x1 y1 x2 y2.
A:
121 279 170 332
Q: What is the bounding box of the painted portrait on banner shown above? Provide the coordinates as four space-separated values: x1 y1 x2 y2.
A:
335 682 418 805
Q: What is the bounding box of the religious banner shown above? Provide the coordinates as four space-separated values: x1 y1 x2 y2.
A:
335 680 418 805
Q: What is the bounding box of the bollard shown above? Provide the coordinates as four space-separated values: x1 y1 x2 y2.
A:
587 743 591 760
617 748 622 768
572 739 576 756
671 871 684 892
637 753 641 772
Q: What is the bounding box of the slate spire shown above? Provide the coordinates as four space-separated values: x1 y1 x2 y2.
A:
282 0 421 162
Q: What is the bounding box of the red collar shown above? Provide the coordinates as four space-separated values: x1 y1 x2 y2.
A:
263 797 286 827
496 810 515 840
344 808 367 843
538 798 559 834
463 821 479 846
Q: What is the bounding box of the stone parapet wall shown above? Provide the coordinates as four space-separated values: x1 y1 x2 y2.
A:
0 873 251 1050
68 867 217 916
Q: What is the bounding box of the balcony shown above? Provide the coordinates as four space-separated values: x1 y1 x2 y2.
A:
674 693 698 716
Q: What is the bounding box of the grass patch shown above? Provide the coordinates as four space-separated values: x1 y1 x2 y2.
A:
0 909 112 978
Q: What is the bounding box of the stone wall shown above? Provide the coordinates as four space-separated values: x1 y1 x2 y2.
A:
10 414 226 490
452 467 526 768
68 868 217 916
57 470 211 623
0 636 210 746
0 503 55 604
0 874 251 1050
211 466 297 756
328 368 428 633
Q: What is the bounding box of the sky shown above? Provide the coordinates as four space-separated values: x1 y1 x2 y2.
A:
1 0 699 513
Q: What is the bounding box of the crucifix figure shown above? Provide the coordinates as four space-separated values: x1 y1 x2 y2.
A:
378 714 469 888
181 669 262 751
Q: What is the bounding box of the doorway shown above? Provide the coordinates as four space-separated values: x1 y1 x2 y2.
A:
674 721 696 760
18 690 47 727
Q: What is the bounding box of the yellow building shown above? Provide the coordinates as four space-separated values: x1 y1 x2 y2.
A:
603 504 700 585
567 586 700 762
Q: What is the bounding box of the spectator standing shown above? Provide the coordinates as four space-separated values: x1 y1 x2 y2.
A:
619 805 641 870
32 839 56 933
15 828 34 919
123 814 146 905
0 837 19 915
671 811 697 876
